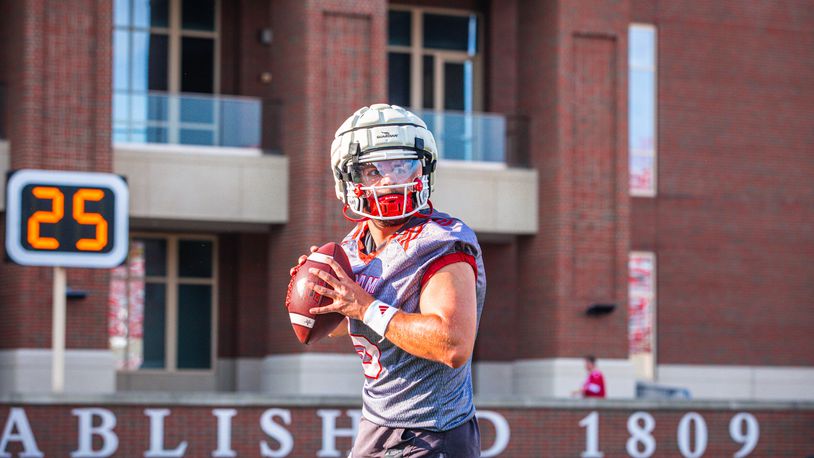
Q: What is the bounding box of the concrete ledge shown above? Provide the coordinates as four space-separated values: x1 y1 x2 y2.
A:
0 349 115 394
658 364 814 401
514 358 636 399
1 392 811 411
262 353 363 396
474 362 514 397
114 145 287 224
432 161 537 234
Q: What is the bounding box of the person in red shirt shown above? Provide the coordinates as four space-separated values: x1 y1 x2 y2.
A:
574 355 606 398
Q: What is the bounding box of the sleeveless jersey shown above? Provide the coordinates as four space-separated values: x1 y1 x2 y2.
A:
341 209 486 432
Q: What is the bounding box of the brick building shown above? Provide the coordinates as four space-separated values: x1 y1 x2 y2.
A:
0 0 812 405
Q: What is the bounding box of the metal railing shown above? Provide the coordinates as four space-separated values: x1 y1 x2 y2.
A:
415 110 529 167
113 91 278 151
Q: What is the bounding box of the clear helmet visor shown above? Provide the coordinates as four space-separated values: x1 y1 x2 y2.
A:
350 158 422 186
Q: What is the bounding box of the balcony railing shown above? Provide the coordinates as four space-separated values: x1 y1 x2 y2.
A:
113 91 279 151
416 110 529 166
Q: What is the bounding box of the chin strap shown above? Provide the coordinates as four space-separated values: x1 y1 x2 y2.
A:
413 200 434 218
342 204 369 223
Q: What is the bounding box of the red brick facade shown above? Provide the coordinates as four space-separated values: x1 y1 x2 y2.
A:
0 0 812 390
0 401 811 457
0 0 112 350
630 0 814 366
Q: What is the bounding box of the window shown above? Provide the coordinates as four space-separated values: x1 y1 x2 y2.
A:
388 7 483 160
113 0 219 144
629 24 657 197
629 251 656 380
109 235 217 372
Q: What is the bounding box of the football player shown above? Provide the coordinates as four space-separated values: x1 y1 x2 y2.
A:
292 104 486 457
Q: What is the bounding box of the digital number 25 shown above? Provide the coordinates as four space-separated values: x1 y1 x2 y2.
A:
28 186 108 251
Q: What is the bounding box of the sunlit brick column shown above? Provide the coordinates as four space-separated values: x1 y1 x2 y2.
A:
0 0 115 394
262 0 387 395
514 0 634 397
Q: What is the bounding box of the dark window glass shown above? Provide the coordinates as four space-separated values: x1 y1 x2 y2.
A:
180 129 214 146
444 62 465 110
182 0 215 31
146 126 169 143
179 240 213 278
147 34 169 91
423 55 435 109
150 0 169 28
180 98 215 123
181 37 214 93
141 283 166 369
148 94 169 121
135 238 167 276
388 53 411 108
388 10 411 46
423 14 476 53
177 284 212 369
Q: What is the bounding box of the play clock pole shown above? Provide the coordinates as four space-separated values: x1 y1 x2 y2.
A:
52 266 66 392
5 169 129 393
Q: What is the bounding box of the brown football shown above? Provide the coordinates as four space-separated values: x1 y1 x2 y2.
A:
285 242 353 344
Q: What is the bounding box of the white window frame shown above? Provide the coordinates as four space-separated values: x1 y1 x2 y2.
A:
629 23 657 197
388 5 484 113
115 232 219 374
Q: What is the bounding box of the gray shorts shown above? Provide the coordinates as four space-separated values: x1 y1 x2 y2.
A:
351 415 480 457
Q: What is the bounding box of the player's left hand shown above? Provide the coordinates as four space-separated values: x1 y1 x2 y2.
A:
307 257 374 321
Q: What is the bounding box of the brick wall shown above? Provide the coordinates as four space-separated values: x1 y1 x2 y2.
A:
515 0 630 360
630 0 814 366
0 400 811 457
0 0 112 350
265 0 387 357
475 241 519 361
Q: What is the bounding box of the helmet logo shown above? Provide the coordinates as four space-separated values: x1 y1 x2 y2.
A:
375 131 399 140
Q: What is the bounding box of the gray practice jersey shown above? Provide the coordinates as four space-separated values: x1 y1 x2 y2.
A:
342 209 486 432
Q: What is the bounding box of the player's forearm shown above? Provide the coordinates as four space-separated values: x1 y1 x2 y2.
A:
383 311 472 368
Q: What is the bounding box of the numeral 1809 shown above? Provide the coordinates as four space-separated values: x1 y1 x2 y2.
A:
579 411 759 458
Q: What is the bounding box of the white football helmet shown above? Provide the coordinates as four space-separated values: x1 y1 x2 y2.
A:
331 104 438 221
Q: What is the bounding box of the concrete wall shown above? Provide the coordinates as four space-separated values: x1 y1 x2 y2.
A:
433 161 537 234
113 145 288 224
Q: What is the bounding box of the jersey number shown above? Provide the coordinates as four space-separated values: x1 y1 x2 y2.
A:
350 334 383 379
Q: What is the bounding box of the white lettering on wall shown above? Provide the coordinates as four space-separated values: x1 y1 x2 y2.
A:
259 408 293 457
144 409 188 457
71 408 118 458
477 410 510 457
211 409 237 458
0 408 44 458
316 409 361 457
677 412 707 458
730 413 759 458
578 411 603 458
626 411 656 458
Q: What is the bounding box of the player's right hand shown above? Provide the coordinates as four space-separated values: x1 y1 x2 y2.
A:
289 245 319 276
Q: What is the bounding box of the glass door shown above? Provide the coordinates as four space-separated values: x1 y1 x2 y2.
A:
422 54 476 160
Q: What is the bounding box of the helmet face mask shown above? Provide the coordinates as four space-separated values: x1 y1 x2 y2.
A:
344 156 430 221
331 104 437 222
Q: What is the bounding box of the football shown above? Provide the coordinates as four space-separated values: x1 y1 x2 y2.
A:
285 242 353 344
